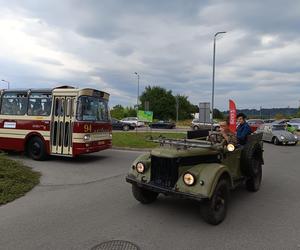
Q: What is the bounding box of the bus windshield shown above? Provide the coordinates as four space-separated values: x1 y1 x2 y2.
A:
76 96 110 122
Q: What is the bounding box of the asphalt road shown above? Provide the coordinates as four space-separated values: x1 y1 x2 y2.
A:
0 144 300 250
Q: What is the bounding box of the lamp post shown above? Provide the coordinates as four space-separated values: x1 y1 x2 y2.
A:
134 72 140 110
1 79 10 89
211 31 226 133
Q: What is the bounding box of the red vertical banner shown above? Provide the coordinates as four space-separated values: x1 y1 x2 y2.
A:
229 99 237 133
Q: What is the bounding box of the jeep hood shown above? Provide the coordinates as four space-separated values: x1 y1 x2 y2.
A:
151 146 219 158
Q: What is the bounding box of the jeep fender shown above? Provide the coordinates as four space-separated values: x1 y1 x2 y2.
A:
129 153 151 182
175 163 232 199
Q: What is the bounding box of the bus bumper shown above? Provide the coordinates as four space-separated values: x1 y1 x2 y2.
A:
73 140 112 156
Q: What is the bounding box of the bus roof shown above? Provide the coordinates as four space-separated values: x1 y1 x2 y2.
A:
0 86 109 99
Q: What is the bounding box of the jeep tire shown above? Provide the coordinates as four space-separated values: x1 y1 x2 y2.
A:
132 184 158 204
241 143 263 177
246 160 262 192
201 178 229 225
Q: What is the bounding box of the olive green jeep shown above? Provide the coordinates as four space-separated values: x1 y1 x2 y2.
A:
126 133 263 225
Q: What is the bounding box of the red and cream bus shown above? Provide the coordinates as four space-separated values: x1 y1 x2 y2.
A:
0 86 112 160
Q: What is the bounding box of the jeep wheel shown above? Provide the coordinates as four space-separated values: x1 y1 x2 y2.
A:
241 142 263 177
132 184 158 204
246 160 262 192
123 125 130 131
201 179 229 225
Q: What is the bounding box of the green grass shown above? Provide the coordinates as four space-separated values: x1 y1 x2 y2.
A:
0 154 40 205
112 132 186 149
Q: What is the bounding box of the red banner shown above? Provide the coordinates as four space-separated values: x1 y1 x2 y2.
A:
229 99 237 133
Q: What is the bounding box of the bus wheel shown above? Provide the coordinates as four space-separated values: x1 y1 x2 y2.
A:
27 136 47 161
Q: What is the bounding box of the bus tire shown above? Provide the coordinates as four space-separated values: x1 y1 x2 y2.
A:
27 136 47 161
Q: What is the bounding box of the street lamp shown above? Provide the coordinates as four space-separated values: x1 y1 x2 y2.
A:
1 79 10 89
211 31 226 132
134 72 140 109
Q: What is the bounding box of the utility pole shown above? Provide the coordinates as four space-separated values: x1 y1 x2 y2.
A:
176 96 179 123
260 106 262 119
211 31 226 133
134 72 140 110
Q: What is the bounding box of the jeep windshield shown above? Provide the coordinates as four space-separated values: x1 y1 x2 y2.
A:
76 96 110 121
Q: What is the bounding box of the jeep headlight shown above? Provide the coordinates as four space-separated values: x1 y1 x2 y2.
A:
280 135 285 140
183 173 195 186
83 134 91 141
136 162 145 173
227 144 235 152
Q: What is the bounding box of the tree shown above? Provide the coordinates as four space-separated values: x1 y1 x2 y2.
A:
124 107 137 117
274 113 286 120
175 95 195 120
110 105 125 119
213 108 224 120
139 86 176 120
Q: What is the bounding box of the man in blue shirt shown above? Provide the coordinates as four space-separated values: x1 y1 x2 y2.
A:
236 113 252 145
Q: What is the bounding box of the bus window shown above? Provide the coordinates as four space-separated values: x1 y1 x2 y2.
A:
76 96 110 121
0 92 28 115
28 93 52 116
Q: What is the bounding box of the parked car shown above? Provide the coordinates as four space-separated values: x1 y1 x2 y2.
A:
191 119 219 131
287 118 300 131
112 118 135 131
263 119 275 124
126 134 264 225
247 119 264 132
272 119 289 125
149 120 176 129
120 117 145 127
256 124 298 145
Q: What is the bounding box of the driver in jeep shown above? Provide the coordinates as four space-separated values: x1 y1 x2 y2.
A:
209 119 237 146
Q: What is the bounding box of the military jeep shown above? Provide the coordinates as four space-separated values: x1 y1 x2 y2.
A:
126 133 263 225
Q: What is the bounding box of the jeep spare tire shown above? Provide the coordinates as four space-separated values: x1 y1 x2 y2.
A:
240 143 263 177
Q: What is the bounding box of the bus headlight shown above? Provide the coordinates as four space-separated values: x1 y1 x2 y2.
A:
183 173 195 186
83 134 91 141
136 162 145 173
227 144 235 152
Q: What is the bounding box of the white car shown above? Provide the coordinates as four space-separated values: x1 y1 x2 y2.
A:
287 118 300 131
191 119 220 131
121 117 145 127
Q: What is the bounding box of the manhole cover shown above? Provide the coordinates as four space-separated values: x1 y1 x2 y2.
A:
91 240 140 250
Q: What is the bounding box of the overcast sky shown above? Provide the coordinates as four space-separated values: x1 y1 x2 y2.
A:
0 0 300 110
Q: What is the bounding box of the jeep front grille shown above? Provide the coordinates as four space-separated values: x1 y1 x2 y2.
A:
151 156 179 188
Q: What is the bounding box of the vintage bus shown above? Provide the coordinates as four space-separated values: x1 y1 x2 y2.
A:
0 86 112 160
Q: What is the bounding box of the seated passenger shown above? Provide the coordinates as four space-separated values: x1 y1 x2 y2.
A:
236 113 252 145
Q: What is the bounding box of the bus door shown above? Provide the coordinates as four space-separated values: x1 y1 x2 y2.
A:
51 96 75 155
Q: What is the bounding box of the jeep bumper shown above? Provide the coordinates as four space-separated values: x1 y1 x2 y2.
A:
126 175 208 202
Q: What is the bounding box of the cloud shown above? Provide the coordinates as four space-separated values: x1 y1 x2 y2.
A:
0 0 299 109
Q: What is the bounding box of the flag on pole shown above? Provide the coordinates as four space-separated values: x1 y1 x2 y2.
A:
229 99 237 133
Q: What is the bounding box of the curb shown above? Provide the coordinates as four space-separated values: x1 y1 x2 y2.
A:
111 147 152 152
